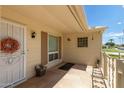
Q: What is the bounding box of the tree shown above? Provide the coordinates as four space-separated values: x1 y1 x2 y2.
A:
105 39 115 48
109 39 114 43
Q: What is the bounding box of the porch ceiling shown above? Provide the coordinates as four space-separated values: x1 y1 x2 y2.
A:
2 5 88 33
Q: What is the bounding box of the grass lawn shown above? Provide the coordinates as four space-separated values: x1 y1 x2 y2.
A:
103 48 124 53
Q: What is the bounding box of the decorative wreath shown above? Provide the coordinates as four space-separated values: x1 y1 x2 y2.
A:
0 37 20 54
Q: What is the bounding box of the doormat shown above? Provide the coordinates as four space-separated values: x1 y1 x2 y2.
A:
59 63 75 71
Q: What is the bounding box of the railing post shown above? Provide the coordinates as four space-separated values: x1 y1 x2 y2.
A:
113 58 117 88
119 52 121 59
102 52 107 79
115 60 119 88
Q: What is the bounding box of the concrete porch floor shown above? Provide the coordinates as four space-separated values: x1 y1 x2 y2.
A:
16 63 106 88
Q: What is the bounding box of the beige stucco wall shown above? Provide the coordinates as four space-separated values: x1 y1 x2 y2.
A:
0 6 1 19
0 6 1 16
1 7 63 79
63 32 102 66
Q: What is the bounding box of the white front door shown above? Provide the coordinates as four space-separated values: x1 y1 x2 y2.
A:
0 19 26 87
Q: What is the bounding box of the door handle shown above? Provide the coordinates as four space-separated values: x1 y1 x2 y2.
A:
8 58 13 64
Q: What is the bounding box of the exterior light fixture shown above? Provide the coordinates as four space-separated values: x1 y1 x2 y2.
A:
31 31 37 38
92 35 94 40
67 38 71 41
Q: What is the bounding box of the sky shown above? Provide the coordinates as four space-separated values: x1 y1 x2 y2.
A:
84 5 124 45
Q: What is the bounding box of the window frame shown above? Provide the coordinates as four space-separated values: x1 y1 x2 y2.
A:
77 37 88 47
48 35 59 52
48 35 59 62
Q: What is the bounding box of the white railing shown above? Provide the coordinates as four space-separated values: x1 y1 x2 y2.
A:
116 59 124 88
101 52 124 88
106 52 124 59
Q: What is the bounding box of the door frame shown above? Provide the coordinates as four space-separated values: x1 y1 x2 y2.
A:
23 26 27 79
1 18 27 86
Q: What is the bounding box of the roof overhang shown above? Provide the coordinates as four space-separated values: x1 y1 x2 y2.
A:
89 26 108 33
67 5 89 32
1 5 89 33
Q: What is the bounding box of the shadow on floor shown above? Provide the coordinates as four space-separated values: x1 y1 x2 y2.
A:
92 67 107 88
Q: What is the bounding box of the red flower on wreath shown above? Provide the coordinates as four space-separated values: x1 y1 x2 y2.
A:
0 37 20 54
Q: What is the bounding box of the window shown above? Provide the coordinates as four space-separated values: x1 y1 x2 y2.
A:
48 35 59 62
49 53 59 62
49 35 58 52
77 37 88 47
